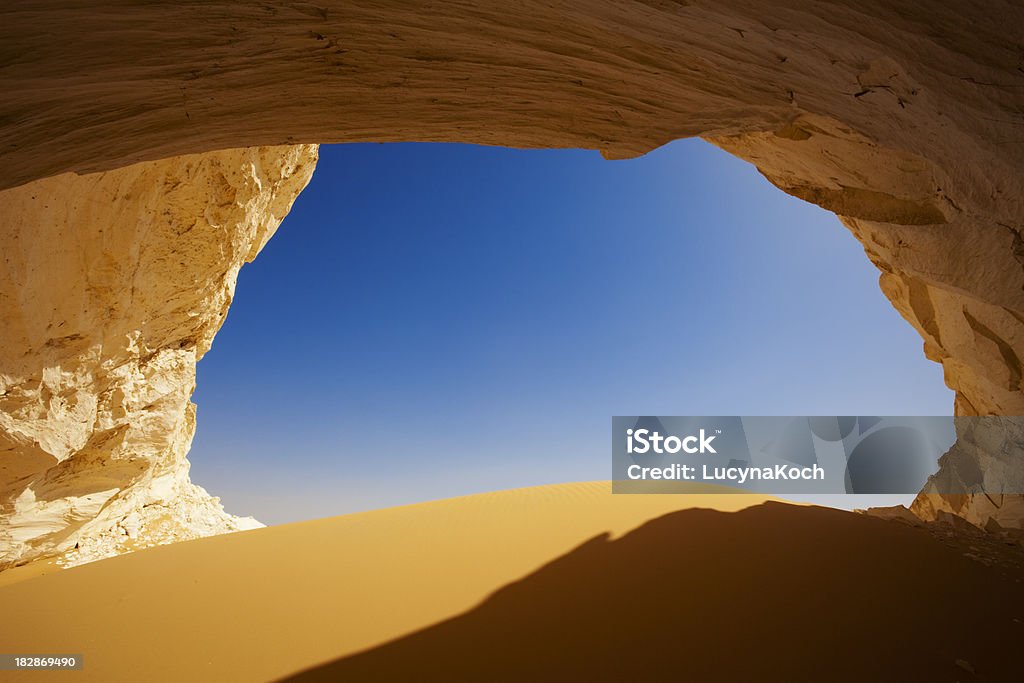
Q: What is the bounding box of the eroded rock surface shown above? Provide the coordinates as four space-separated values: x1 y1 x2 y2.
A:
0 146 318 567
911 417 1024 528
1 1 1023 561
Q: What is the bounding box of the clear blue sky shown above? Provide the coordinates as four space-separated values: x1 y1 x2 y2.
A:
188 139 952 524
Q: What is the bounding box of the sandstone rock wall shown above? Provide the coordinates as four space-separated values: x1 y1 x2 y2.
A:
1 1 1021 416
1 1 1023 560
910 417 1024 529
0 146 318 567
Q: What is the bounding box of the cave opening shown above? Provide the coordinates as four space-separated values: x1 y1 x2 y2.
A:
184 139 952 525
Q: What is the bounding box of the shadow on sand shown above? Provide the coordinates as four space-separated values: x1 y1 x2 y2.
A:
282 502 1023 682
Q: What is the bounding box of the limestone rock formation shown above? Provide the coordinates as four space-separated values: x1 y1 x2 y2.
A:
1 1 1023 562
911 417 1024 529
1 1 1022 415
0 146 318 567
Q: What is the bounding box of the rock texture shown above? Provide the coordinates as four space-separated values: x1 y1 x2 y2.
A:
1 1 1023 561
0 146 318 567
911 417 1024 529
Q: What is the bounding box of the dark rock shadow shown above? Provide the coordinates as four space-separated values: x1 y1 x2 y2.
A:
280 502 1024 682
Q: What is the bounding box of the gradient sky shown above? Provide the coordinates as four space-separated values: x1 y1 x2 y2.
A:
188 139 953 524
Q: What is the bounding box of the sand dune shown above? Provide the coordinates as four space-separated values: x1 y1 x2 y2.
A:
1 482 1022 682
0 482 762 681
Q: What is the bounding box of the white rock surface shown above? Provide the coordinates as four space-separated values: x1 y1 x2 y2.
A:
0 145 318 567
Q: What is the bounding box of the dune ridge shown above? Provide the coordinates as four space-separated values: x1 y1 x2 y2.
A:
0 482 766 681
2 482 1022 682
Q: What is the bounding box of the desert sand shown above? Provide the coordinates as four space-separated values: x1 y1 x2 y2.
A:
1 481 1022 682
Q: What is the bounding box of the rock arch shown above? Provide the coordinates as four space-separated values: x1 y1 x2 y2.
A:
2 1 1023 565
